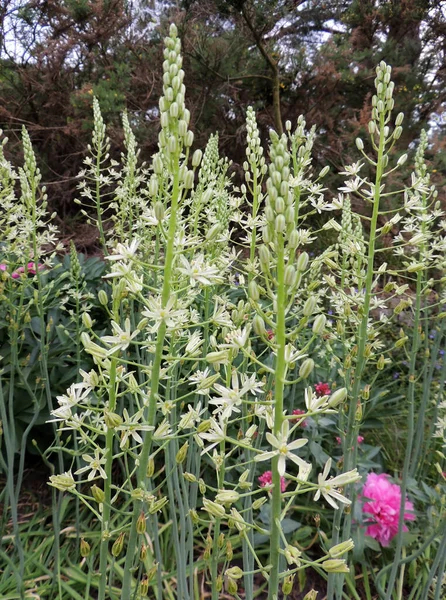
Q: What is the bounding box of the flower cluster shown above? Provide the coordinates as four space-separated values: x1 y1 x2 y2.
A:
0 261 45 279
361 473 416 546
258 470 286 492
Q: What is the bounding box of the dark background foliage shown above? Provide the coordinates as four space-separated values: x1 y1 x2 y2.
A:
1 0 445 242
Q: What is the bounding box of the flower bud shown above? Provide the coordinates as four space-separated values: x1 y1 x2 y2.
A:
258 245 270 268
328 387 347 408
275 196 285 213
82 312 93 329
153 155 163 174
355 138 364 151
329 538 355 558
168 135 177 154
98 289 108 306
146 456 155 478
192 149 202 167
248 280 260 301
104 410 123 429
282 574 295 595
226 576 238 595
377 354 385 370
91 484 105 503
252 496 267 510
275 214 286 233
140 576 149 596
202 498 226 518
226 566 243 580
176 442 189 464
160 112 169 129
265 204 275 222
140 544 147 560
149 496 168 514
397 152 407 166
206 350 229 364
189 509 199 524
395 112 404 126
284 265 297 286
299 358 314 379
319 165 330 178
312 314 326 335
368 121 376 135
80 538 91 557
137 511 147 534
289 229 299 249
48 471 75 492
322 559 350 573
184 170 194 189
303 296 317 316
112 532 125 557
297 252 309 271
252 315 266 337
185 131 194 147
215 490 240 505
303 591 318 600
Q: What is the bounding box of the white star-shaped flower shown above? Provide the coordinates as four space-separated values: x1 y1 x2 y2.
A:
254 419 309 476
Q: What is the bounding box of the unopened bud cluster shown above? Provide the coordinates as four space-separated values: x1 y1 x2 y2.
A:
244 107 267 181
158 24 193 154
263 130 294 244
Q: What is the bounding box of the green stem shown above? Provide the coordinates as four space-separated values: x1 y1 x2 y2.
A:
332 113 386 600
268 232 287 600
98 357 118 600
383 271 421 600
121 150 181 600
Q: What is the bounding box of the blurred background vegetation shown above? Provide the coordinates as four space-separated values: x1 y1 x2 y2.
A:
1 0 445 248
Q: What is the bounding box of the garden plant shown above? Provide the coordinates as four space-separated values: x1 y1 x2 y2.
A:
1 22 446 600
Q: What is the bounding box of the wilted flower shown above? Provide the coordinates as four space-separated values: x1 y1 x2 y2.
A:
361 473 415 546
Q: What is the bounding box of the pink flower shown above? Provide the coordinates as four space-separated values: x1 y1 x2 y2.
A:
361 473 415 547
0 264 7 271
11 262 45 279
292 408 308 427
315 382 331 397
258 470 286 492
336 435 364 445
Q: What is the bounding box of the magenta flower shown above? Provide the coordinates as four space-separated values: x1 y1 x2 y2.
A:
314 382 331 396
258 470 286 492
362 473 415 546
11 262 45 279
292 408 308 427
0 264 7 271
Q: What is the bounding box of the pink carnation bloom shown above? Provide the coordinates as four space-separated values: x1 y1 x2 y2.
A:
0 264 7 272
362 473 415 547
258 470 286 492
314 382 331 397
292 408 308 427
11 262 45 279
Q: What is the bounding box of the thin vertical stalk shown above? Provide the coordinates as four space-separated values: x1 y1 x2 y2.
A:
383 272 421 599
268 231 286 600
98 356 118 600
121 149 180 599
331 112 386 600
